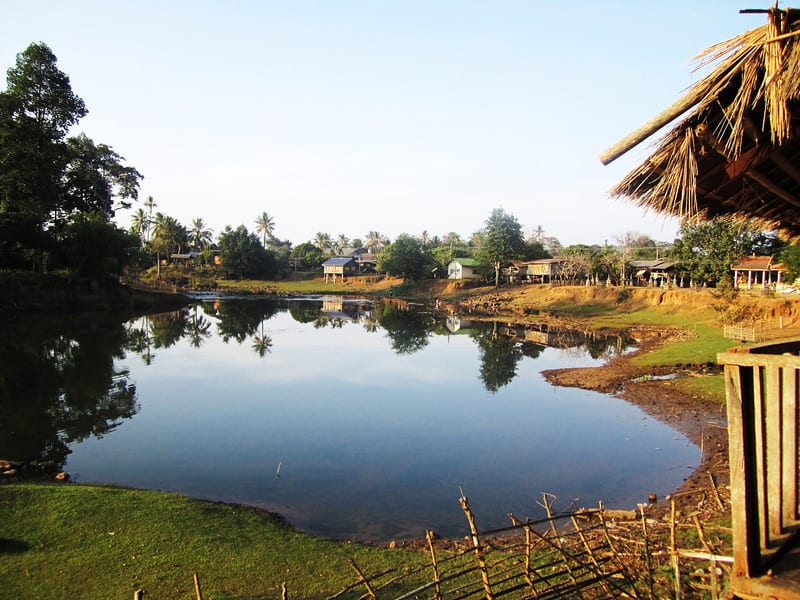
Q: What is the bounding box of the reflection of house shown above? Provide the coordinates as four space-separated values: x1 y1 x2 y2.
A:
629 259 676 286
730 255 787 290
604 9 800 598
445 316 473 333
447 258 482 280
322 257 357 283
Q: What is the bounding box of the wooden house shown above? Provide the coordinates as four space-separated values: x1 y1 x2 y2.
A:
321 257 356 283
524 258 568 284
629 259 676 287
447 258 482 280
604 8 800 598
731 255 788 290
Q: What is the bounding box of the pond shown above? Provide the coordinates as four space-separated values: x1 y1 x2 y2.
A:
0 296 697 542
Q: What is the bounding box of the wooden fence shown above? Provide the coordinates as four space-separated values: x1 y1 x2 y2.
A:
719 341 800 599
139 489 734 600
723 318 786 343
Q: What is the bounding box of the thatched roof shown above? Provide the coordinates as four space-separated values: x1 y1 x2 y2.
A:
602 8 800 238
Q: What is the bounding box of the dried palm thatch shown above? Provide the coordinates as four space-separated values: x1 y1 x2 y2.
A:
603 8 800 239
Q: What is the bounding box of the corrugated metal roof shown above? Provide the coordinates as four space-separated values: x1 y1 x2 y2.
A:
322 257 355 266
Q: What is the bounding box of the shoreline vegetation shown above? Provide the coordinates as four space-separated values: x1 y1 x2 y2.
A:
4 272 800 597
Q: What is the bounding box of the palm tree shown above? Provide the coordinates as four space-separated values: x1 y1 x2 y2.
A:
314 232 333 253
144 196 157 242
130 208 151 242
190 217 213 253
335 234 350 255
255 212 275 247
365 231 387 254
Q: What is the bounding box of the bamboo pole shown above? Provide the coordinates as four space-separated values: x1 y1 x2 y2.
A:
538 493 579 588
459 493 494 600
426 529 443 600
693 515 720 600
193 572 203 600
638 504 656 599
346 558 377 599
670 499 682 600
599 85 710 165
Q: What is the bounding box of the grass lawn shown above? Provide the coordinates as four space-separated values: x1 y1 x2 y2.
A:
0 483 431 600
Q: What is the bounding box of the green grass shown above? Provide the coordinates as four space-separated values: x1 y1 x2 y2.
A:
0 483 430 600
670 373 726 404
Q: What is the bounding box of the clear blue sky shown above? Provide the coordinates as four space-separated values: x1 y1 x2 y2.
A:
1 1 767 247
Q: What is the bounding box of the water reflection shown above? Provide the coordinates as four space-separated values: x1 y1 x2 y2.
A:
1 297 685 542
0 315 138 474
2 297 629 477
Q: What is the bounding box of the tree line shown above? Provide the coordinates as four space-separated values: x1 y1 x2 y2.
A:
2 42 797 287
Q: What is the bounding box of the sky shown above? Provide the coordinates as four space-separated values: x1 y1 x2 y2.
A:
0 1 771 248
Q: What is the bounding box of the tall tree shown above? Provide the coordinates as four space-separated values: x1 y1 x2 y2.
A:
130 208 150 242
0 42 87 270
669 218 764 286
254 211 275 247
189 217 212 253
479 208 525 288
376 233 430 279
365 230 387 254
313 231 332 253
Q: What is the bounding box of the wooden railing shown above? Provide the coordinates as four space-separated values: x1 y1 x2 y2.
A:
719 340 800 599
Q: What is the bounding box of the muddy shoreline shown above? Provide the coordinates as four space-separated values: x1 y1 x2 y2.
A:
540 334 729 519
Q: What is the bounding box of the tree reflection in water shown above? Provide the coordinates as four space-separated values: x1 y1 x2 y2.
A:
0 314 139 474
1 298 631 476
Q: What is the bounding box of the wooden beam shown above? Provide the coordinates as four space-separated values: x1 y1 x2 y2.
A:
745 170 800 210
599 85 711 165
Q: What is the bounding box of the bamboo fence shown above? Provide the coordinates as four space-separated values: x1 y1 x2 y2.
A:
141 487 732 600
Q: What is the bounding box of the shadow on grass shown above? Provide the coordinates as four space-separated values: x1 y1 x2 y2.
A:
0 538 30 554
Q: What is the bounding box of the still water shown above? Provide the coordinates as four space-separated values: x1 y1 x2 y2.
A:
2 296 697 541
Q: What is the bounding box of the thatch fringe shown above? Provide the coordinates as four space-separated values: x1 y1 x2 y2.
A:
610 9 800 231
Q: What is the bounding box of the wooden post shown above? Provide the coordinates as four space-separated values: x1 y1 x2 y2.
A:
133 591 144 600
670 499 681 600
425 529 442 600
193 572 203 600
459 493 494 600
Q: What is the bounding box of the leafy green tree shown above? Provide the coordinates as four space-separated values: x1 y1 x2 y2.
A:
62 133 142 218
0 42 141 274
290 241 324 268
522 240 550 260
254 211 275 247
669 219 765 286
218 225 276 279
376 233 431 279
780 244 800 283
59 212 139 279
0 43 86 269
478 208 525 287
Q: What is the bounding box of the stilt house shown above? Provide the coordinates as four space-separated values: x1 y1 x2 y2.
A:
602 7 800 598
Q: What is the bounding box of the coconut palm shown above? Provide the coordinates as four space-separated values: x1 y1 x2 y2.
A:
255 212 275 247
314 232 333 253
130 208 151 242
190 217 213 253
335 234 350 255
365 231 388 254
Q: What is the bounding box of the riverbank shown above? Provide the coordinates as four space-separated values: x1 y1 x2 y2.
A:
0 272 189 314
